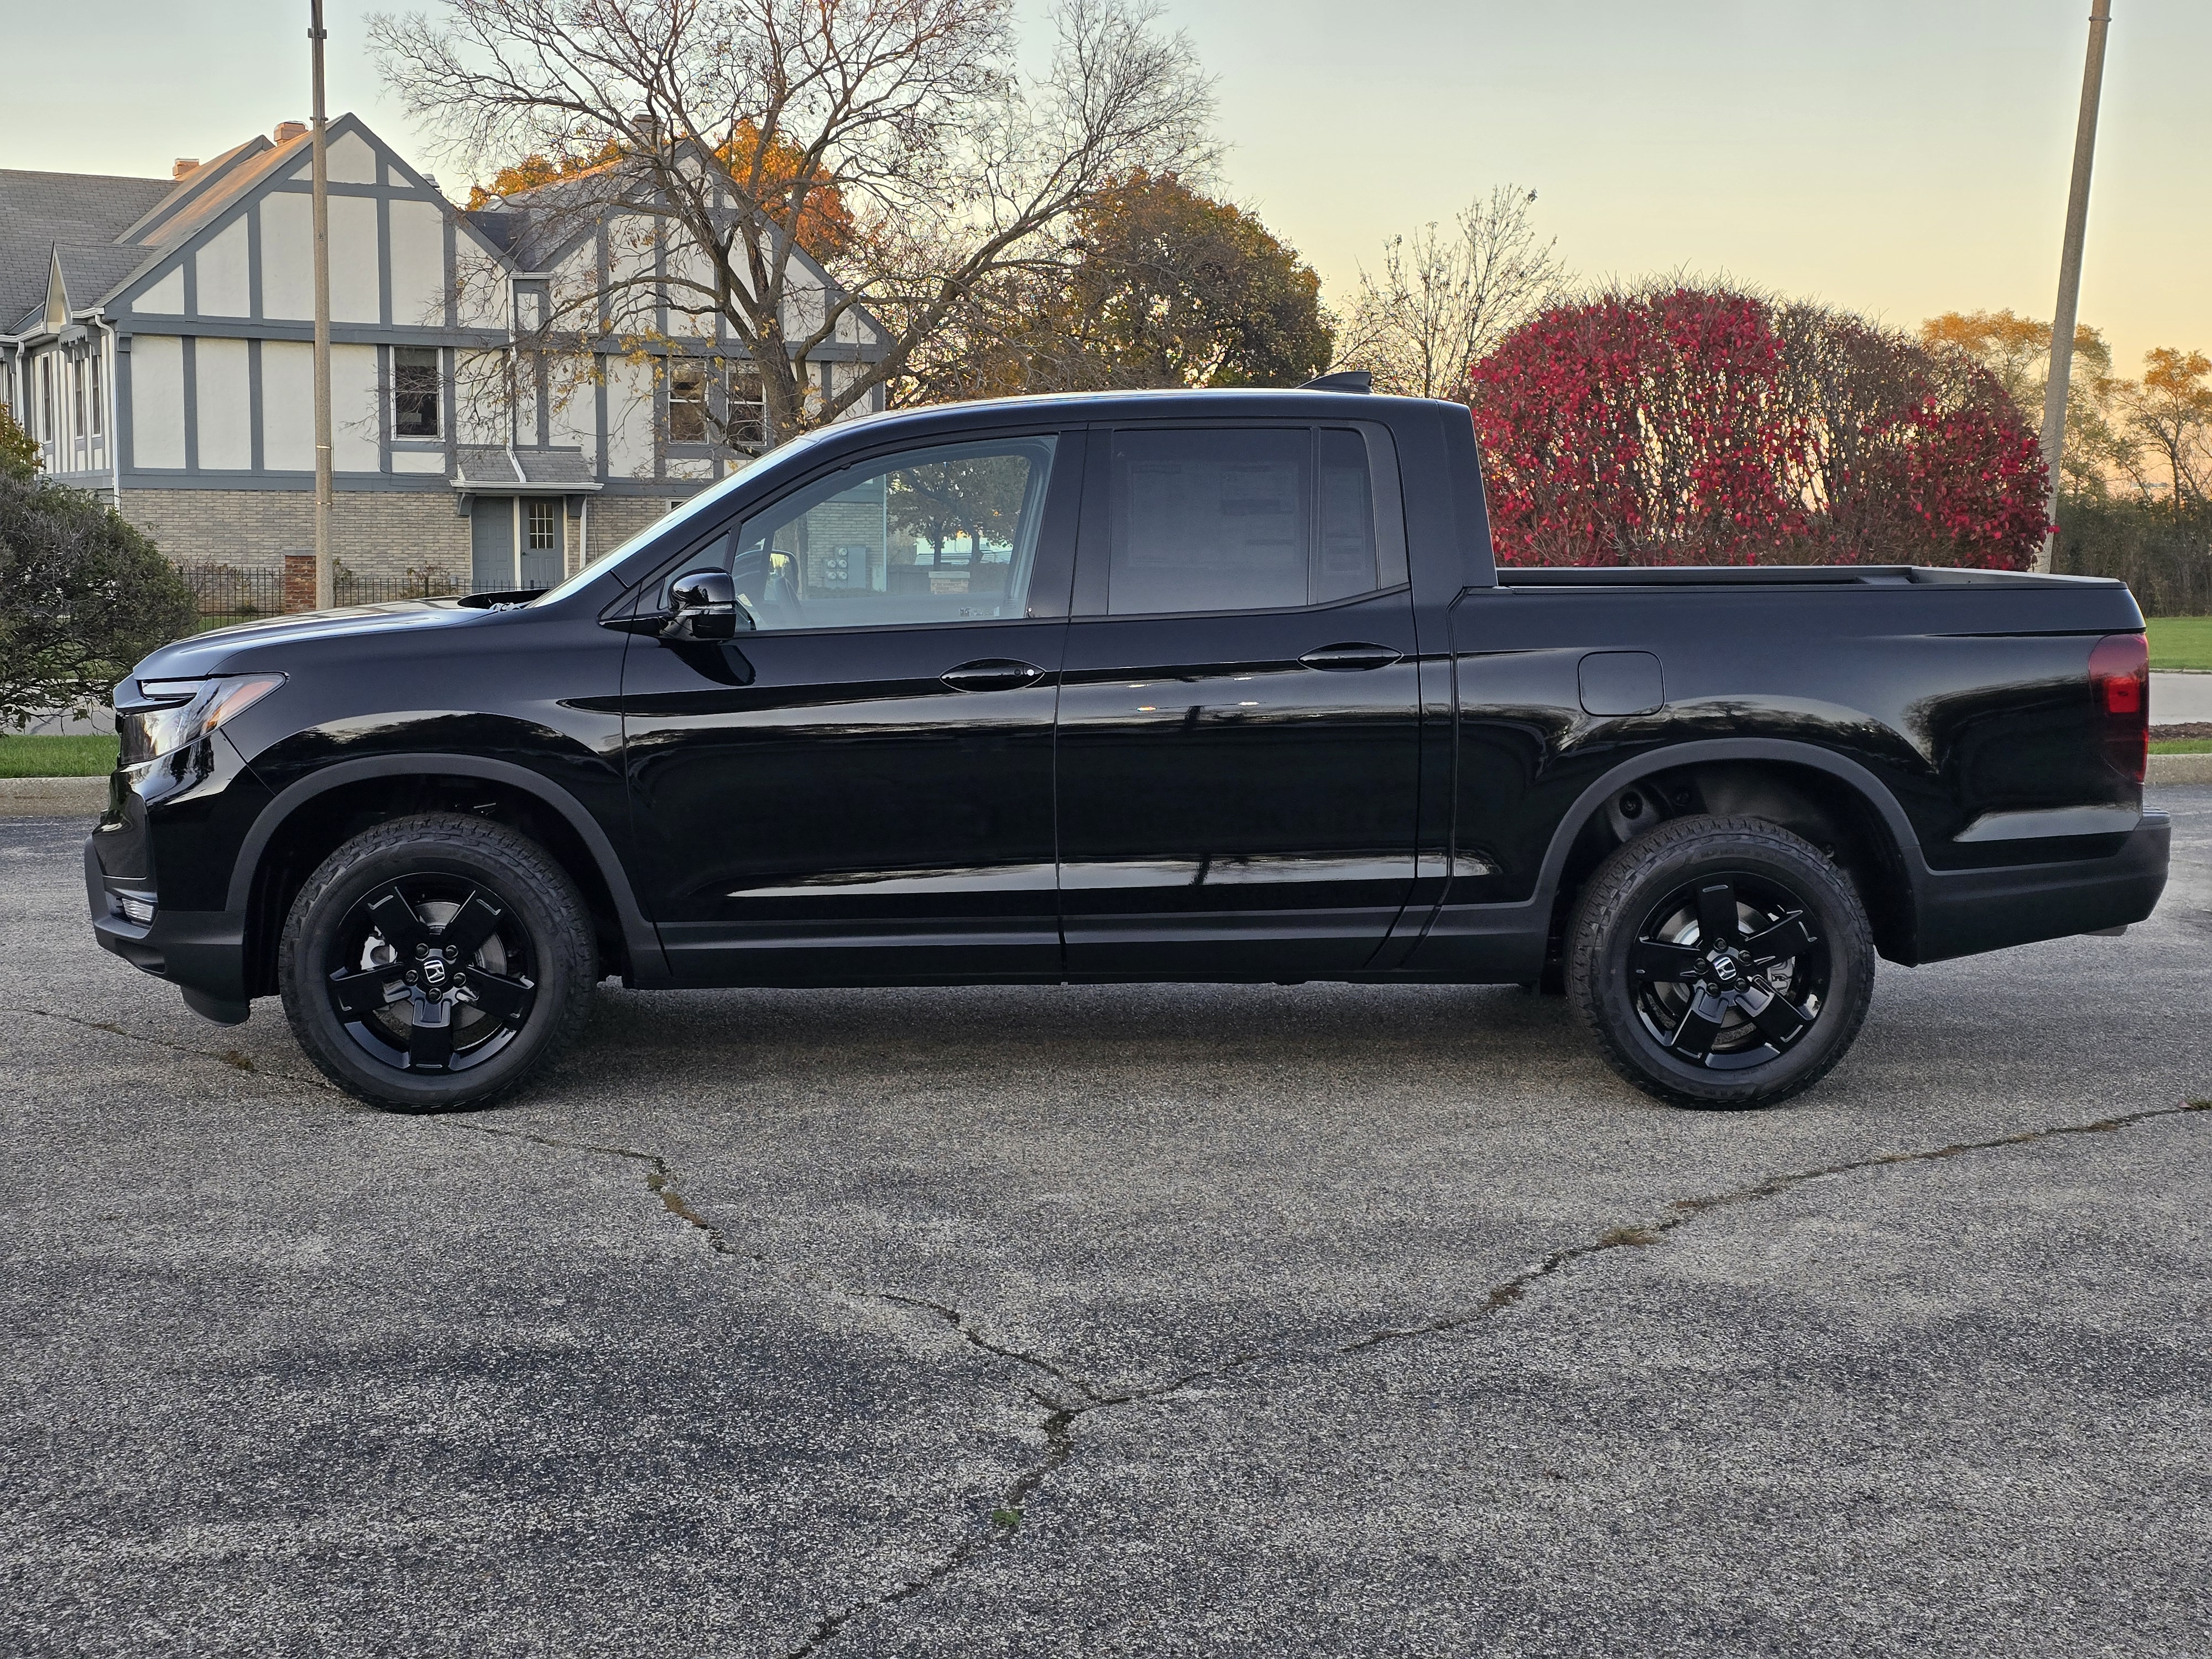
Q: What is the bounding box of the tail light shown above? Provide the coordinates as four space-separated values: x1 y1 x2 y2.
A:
2088 633 2148 783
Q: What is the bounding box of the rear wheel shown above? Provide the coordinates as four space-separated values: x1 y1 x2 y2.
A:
278 813 596 1111
1566 813 1874 1109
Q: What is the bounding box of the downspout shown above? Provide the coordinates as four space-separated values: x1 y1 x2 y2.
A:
95 312 120 504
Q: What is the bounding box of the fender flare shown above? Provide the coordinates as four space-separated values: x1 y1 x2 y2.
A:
1524 736 1932 909
226 753 669 984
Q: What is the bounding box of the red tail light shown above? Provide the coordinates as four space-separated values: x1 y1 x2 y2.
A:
2089 633 2148 783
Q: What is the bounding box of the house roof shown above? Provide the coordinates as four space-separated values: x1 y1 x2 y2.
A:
452 445 601 492
0 168 174 333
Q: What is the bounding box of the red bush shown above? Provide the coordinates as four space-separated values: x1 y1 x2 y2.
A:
1468 287 2048 569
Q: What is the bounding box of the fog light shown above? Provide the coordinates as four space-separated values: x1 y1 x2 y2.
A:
118 895 156 925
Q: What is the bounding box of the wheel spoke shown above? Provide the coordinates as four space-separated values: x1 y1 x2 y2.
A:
407 998 454 1070
460 968 535 1025
1744 980 1813 1048
365 886 432 955
1629 938 1705 982
328 967 401 1017
1694 881 1740 948
1668 989 1728 1061
1744 911 1817 966
440 889 507 960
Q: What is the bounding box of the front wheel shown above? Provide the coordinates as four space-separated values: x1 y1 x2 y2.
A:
1566 814 1875 1109
278 813 597 1111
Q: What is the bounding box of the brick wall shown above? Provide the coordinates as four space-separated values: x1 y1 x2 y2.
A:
580 494 675 567
120 488 472 582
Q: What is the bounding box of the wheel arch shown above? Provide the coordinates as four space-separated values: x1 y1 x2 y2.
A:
1534 738 1927 966
229 755 666 998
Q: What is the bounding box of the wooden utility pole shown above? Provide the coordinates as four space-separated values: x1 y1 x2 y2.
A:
2036 0 2114 574
310 0 335 609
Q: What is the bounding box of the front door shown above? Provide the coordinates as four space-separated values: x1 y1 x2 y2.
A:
471 496 514 592
1056 423 1423 978
619 430 1081 984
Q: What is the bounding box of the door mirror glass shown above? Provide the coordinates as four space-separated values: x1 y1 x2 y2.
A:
662 567 742 641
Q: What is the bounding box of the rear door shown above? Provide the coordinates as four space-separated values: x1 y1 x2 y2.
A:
1055 422 1423 977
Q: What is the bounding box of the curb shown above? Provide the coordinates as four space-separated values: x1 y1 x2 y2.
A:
2149 753 2212 786
0 776 109 818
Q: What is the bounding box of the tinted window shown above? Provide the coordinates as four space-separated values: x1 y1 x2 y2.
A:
666 437 1056 629
1107 427 1397 615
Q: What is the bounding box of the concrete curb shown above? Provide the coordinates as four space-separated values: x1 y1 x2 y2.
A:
0 776 109 818
2150 753 2212 785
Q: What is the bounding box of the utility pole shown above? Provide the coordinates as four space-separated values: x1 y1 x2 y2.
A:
2036 0 2114 574
310 0 335 609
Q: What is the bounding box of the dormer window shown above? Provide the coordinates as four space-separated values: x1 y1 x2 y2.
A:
515 281 548 333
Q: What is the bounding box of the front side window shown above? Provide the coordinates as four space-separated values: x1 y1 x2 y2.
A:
670 436 1057 630
1105 426 1400 615
394 347 440 437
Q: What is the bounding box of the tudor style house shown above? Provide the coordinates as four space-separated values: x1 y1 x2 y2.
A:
0 116 889 591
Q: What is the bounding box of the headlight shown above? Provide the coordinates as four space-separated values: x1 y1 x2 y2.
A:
117 674 285 764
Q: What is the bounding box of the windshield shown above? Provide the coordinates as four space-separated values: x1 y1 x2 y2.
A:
528 424 846 607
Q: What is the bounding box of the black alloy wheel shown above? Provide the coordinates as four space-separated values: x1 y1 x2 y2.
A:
1625 871 1829 1072
1567 813 1875 1109
324 876 538 1074
279 813 597 1110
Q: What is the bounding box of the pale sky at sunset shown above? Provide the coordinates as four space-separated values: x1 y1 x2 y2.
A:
4 0 2203 375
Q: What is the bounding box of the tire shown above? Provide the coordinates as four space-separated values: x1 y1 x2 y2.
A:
278 812 597 1112
1566 813 1875 1110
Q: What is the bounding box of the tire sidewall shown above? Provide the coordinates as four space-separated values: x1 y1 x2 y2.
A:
1573 821 1874 1109
280 821 588 1110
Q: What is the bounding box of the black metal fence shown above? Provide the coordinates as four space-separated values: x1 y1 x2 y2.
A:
174 562 466 626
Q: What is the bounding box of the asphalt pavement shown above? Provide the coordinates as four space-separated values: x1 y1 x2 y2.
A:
3 795 2209 1658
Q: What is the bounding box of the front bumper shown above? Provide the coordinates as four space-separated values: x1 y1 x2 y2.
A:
85 837 252 1004
1907 809 2171 964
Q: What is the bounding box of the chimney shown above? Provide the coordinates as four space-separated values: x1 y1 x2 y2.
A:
172 158 200 180
274 121 307 143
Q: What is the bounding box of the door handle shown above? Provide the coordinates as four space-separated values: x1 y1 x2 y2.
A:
941 658 1045 692
1298 643 1402 672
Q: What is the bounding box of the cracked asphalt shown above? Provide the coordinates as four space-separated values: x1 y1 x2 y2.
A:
4 793 2209 1658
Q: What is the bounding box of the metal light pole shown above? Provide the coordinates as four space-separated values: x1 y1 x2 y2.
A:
2036 0 2114 575
310 0 335 609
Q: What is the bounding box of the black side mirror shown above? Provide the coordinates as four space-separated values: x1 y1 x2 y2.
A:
662 568 743 641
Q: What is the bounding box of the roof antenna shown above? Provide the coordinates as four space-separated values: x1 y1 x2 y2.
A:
1300 370 1371 394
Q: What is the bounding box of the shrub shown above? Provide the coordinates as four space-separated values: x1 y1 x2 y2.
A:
0 476 197 728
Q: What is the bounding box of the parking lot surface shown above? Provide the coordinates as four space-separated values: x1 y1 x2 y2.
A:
4 794 2209 1658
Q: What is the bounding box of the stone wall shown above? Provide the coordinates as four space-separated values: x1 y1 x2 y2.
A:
120 488 472 583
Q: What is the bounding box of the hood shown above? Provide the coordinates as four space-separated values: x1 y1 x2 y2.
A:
127 599 487 685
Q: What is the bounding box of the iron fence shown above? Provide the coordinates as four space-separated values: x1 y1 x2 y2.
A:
174 562 467 625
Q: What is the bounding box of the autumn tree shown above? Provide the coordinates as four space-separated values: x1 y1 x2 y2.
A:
905 170 1329 400
1339 185 1563 399
1919 309 2122 493
373 0 1215 449
2114 347 2212 508
1470 285 2046 570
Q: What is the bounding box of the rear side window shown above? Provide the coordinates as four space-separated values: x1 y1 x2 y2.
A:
1105 426 1404 616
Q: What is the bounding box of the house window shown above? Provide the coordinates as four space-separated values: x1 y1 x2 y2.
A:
394 347 440 437
73 356 87 440
515 282 546 332
527 497 558 551
37 357 53 441
727 368 764 452
669 361 708 444
87 346 102 438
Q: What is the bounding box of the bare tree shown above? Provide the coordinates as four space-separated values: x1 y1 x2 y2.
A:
371 0 1215 449
1338 185 1563 399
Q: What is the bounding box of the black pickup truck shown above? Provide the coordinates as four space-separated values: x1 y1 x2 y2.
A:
87 388 2165 1112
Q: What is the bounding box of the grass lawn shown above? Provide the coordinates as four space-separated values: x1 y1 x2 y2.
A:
0 734 120 776
2153 739 2212 754
2147 616 2212 672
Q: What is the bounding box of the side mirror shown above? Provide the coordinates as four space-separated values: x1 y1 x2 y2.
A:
661 568 742 641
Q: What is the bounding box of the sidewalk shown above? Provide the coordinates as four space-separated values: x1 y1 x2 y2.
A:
2152 672 2212 724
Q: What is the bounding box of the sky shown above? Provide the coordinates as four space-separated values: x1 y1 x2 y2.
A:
2 0 2203 375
